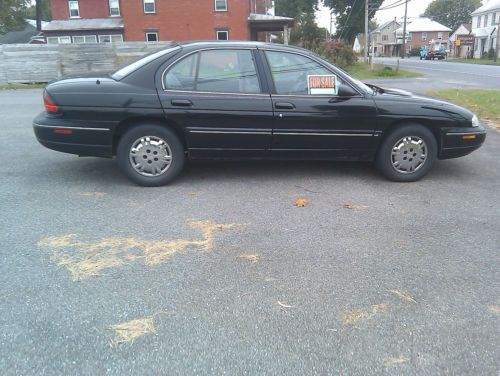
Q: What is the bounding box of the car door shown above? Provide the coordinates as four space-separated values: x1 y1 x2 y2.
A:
261 49 378 160
158 48 273 158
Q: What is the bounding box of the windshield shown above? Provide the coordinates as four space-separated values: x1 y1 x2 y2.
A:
111 45 181 80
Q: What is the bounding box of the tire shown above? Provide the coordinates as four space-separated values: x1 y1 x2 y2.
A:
376 124 437 182
116 123 185 187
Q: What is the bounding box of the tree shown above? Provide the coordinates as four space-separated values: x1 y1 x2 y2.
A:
275 0 318 19
25 0 52 22
423 0 481 31
323 0 384 43
0 0 29 34
275 0 323 48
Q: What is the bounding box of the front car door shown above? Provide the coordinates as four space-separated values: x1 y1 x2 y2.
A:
261 49 378 160
157 48 273 158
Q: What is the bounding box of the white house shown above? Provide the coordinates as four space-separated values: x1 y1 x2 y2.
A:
449 23 473 57
471 0 500 58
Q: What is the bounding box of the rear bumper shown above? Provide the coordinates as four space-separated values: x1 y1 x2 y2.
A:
33 112 113 157
439 126 486 159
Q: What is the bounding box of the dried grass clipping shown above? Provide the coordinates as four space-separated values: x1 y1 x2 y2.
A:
38 221 240 281
238 254 260 263
343 203 369 210
388 289 417 304
383 356 409 367
109 317 156 346
342 303 388 324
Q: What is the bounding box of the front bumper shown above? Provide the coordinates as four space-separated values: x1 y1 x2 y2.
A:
440 124 486 159
33 112 113 157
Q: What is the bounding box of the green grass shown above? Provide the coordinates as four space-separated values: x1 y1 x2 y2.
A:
428 89 500 123
0 83 47 90
346 63 422 80
447 58 500 66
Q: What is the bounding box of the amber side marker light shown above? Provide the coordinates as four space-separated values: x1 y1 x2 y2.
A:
462 135 477 140
43 91 59 113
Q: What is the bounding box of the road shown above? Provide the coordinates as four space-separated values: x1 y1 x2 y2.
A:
367 57 500 93
1 89 499 375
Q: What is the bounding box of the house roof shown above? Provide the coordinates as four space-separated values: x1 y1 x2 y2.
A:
42 18 124 32
248 13 294 23
472 0 500 15
395 17 451 33
372 19 400 33
0 22 40 44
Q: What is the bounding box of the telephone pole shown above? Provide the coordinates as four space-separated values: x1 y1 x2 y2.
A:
495 25 500 62
401 0 408 59
364 0 369 63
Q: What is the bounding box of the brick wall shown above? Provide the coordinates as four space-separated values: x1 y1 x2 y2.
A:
121 0 251 41
407 31 450 50
51 0 111 20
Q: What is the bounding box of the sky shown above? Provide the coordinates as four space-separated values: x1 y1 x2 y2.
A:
316 0 437 32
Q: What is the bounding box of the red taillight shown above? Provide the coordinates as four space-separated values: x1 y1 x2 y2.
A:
53 129 73 134
43 91 59 113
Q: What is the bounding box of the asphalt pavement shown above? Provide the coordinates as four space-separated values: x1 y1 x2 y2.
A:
367 57 500 93
0 89 499 375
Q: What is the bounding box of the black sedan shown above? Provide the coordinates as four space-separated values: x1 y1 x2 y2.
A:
33 41 486 186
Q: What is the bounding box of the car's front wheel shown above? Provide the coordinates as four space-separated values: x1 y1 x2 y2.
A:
117 124 185 186
376 124 437 182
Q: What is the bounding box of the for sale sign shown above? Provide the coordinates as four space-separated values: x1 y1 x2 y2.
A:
308 75 338 95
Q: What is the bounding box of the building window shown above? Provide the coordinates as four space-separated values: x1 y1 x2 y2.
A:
216 30 228 40
493 13 497 25
484 14 488 27
215 0 227 11
144 0 155 13
477 16 481 28
422 32 427 41
407 33 412 41
146 32 158 42
72 35 98 43
99 34 123 43
69 1 80 18
47 36 72 44
437 32 443 39
382 35 388 41
109 0 120 16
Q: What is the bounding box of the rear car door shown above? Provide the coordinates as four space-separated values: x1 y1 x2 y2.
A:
262 49 378 160
158 48 273 158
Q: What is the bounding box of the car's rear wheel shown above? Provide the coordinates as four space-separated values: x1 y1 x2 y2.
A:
117 124 185 186
376 124 437 182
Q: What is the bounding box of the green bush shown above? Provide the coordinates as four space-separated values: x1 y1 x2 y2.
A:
376 66 397 77
311 40 358 69
409 47 421 57
487 48 497 60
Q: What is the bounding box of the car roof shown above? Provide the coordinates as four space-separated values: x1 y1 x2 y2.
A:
176 40 312 54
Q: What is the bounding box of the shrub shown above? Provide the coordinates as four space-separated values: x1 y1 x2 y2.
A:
487 48 496 60
312 40 358 69
409 47 421 57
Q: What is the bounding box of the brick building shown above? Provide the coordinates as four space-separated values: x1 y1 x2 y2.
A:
395 18 451 55
42 0 293 44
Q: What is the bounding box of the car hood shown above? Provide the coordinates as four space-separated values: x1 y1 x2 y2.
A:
371 85 475 121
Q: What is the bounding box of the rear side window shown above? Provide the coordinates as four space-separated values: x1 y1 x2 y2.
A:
164 49 261 94
265 51 332 95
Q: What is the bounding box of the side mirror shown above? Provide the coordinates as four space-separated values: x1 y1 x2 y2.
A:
336 84 358 98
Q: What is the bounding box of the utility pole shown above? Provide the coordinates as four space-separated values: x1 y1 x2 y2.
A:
330 11 333 40
401 0 408 59
495 24 500 62
36 0 42 31
364 0 369 63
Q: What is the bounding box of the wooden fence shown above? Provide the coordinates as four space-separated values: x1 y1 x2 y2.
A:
0 42 172 85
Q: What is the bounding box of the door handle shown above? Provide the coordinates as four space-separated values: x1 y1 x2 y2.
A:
171 99 193 107
275 102 295 110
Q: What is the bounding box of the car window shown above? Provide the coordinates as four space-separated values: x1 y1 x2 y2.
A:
265 51 342 95
196 50 260 94
164 53 198 91
164 49 261 94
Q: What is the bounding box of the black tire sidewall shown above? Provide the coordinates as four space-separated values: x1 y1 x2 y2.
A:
376 124 437 182
117 124 185 187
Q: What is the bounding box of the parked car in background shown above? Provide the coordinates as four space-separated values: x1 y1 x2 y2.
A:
33 41 486 186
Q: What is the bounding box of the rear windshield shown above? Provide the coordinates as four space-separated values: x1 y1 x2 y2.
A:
111 45 181 80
